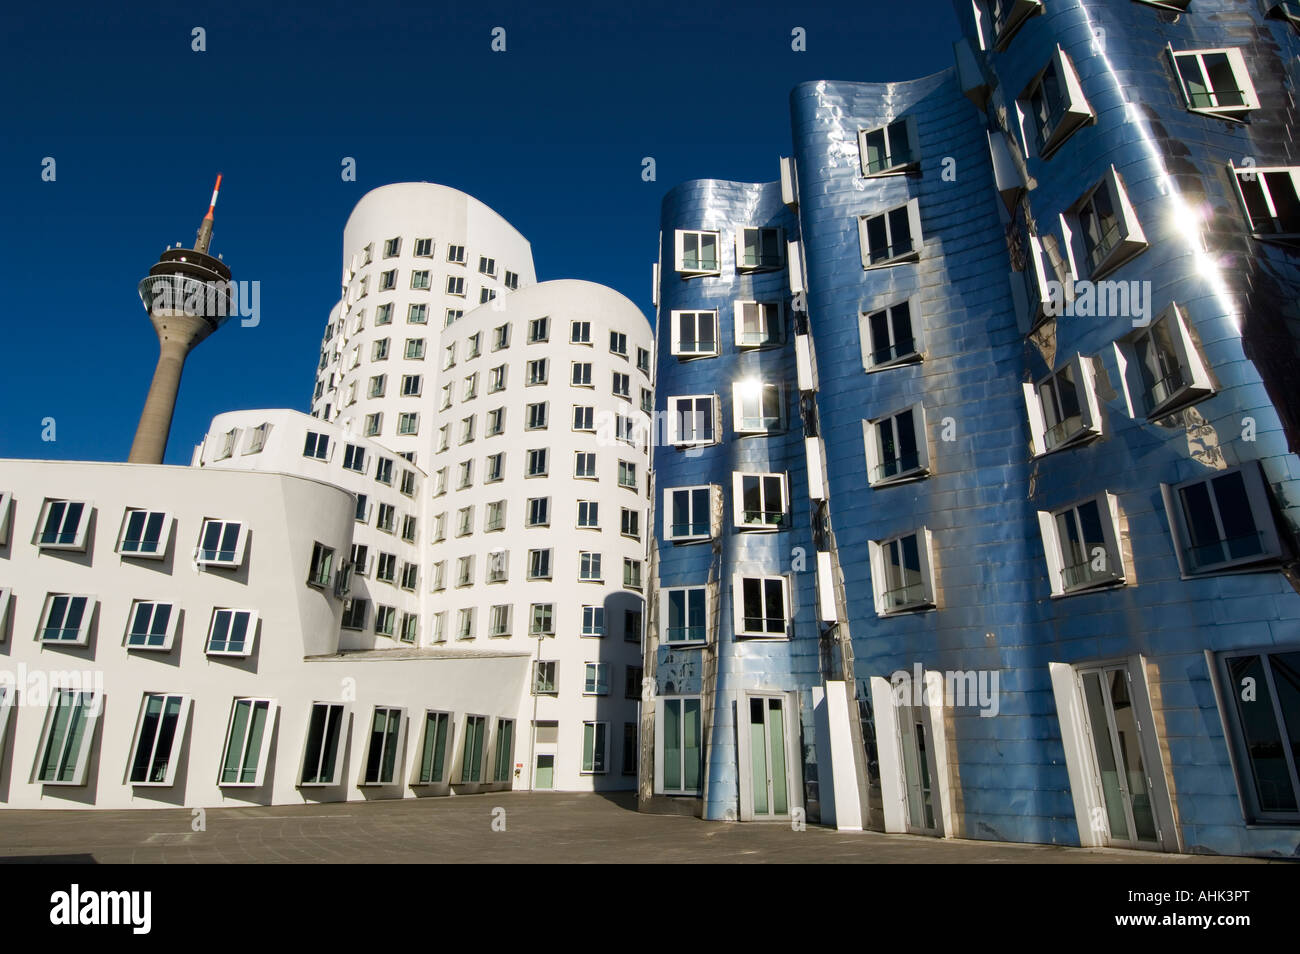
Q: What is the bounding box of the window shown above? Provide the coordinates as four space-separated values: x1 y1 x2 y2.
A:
527 358 548 386
859 200 922 268
376 503 395 534
674 230 720 276
399 373 423 398
431 611 446 643
637 347 651 374
493 324 511 350
445 308 463 326
610 331 628 356
504 270 519 290
375 303 393 325
485 500 506 532
207 608 257 656
447 244 466 264
399 612 418 643
533 660 558 694
37 593 93 644
298 702 346 786
1020 46 1093 159
625 668 643 702
1171 48 1259 117
527 497 550 527
341 443 367 474
371 338 390 362
862 300 920 369
1164 464 1283 575
488 604 511 637
376 552 397 582
733 472 788 528
244 422 269 454
526 402 549 430
528 549 552 580
1065 166 1148 280
870 530 937 614
487 407 505 436
577 500 599 529
612 372 631 398
1116 303 1215 418
488 364 507 393
374 605 396 637
355 494 370 524
492 719 515 782
1232 164 1300 239
624 558 643 590
571 320 592 344
431 561 446 591
858 118 918 176
467 333 481 359
486 452 504 483
218 697 276 787
864 406 929 486
665 486 712 541
117 508 170 558
1215 648 1300 822
529 317 550 343
734 301 784 348
361 243 374 265
128 693 190 786
531 603 555 636
460 415 476 444
579 551 603 582
668 395 716 446
641 388 654 415
625 608 642 643
35 498 90 550
400 470 416 497
572 405 595 431
1038 494 1125 595
527 448 548 477
379 269 397 291
733 575 789 636
35 689 101 785
0 491 9 547
478 255 496 277
456 506 474 537
977 0 1042 50
457 459 474 488
732 382 785 434
487 549 509 584
434 468 447 495
455 555 475 588
571 362 593 387
584 663 610 695
671 310 718 357
1023 355 1102 455
581 605 605 637
341 599 368 630
411 237 433 258
197 519 246 567
570 451 595 479
459 716 487 783
658 697 703 794
736 226 784 270
618 460 637 490
446 275 466 296
362 707 404 785
383 237 401 258
664 587 708 644
373 458 394 488
400 561 418 591
582 722 608 774
124 600 177 650
621 507 641 540
410 270 431 290
215 427 240 460
307 542 335 588
457 607 476 639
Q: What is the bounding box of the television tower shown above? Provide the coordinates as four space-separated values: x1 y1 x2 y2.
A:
128 175 234 464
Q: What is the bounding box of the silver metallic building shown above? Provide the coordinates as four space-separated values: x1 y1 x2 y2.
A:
642 0 1300 857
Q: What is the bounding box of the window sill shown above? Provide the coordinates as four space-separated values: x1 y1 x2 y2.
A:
870 468 931 489
862 251 920 271
1051 579 1127 599
861 160 920 179
664 640 708 649
865 353 923 373
877 602 936 617
117 549 167 561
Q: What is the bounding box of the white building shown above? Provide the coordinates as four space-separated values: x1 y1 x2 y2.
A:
0 183 653 808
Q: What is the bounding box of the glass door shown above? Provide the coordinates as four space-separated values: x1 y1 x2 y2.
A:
1079 665 1160 848
748 697 790 818
899 710 941 835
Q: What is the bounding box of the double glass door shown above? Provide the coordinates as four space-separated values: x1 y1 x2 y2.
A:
1078 665 1160 848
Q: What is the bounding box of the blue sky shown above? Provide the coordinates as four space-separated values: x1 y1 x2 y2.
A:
0 0 960 465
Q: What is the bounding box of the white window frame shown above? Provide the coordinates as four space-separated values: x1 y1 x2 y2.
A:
359 705 407 786
732 381 786 435
1062 165 1148 280
1037 493 1127 596
1022 354 1103 456
667 394 717 446
662 586 709 645
1161 464 1283 577
115 508 173 559
731 472 789 530
36 593 95 645
868 529 938 615
297 701 349 787
578 551 603 582
206 608 259 657
583 662 610 696
733 301 785 349
581 721 608 774
735 226 785 271
126 693 192 787
1229 163 1300 240
196 518 248 568
123 599 180 651
33 498 92 551
655 695 703 795
665 485 714 542
863 405 930 487
861 300 921 371
1169 46 1260 118
1017 46 1093 160
674 229 721 277
858 199 923 269
217 697 277 788
0 490 11 546
1114 303 1215 419
732 574 791 638
33 688 102 786
858 116 919 177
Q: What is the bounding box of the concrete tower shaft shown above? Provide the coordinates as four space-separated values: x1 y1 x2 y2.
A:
128 176 233 464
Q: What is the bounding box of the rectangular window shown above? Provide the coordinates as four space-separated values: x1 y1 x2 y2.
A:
665 486 712 542
38 594 93 644
533 660 558 694
573 405 595 431
410 270 431 290
379 269 397 291
610 331 628 357
407 303 428 325
35 498 90 550
219 698 275 787
486 549 509 583
674 230 720 276
571 361 593 387
858 117 918 176
637 347 652 374
1172 47 1259 117
400 470 416 497
1117 303 1215 418
197 518 248 567
341 598 368 630
35 689 101 785
376 503 395 533
1232 164 1300 238
575 451 597 478
618 460 637 490
668 395 716 446
457 607 476 639
736 226 784 270
527 358 548 386
625 608 643 643
431 562 446 591
579 551 603 582
456 556 475 588
531 603 555 636
447 244 466 264
493 324 511 350
671 310 718 357
400 561 418 590
413 711 452 785
529 316 550 343
664 586 708 643
124 599 177 650
504 271 519 290
571 320 592 344
658 697 703 794
488 364 507 393
581 605 605 637
446 275 466 296
488 603 511 637
128 692 190 786
864 406 929 485
376 552 397 582
458 459 474 488
485 500 506 532
364 413 383 437
307 541 335 588
1065 166 1148 280
368 375 387 399
297 702 347 787
492 719 515 782
362 707 404 785
526 402 549 430
528 549 552 580
375 302 393 325
1037 495 1125 595
621 507 641 540
527 448 548 477
582 722 608 774
612 372 631 398
383 237 401 258
624 558 643 590
733 382 785 434
445 308 463 327
374 605 396 637
355 494 370 524
733 302 783 351
862 300 920 369
1165 464 1282 575
486 452 504 483
461 715 487 782
207 608 258 656
732 473 788 529
117 508 170 558
733 575 789 636
870 530 937 614
1215 648 1300 822
625 668 643 701
1023 355 1102 455
1020 46 1093 159
858 199 922 268
584 663 610 695
577 500 599 529
342 443 367 473
460 415 476 444
527 497 550 527
486 407 505 436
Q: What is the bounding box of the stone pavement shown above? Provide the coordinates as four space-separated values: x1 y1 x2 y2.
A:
0 792 1270 863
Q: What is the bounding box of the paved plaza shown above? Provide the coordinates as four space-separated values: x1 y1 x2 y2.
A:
0 793 1271 863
